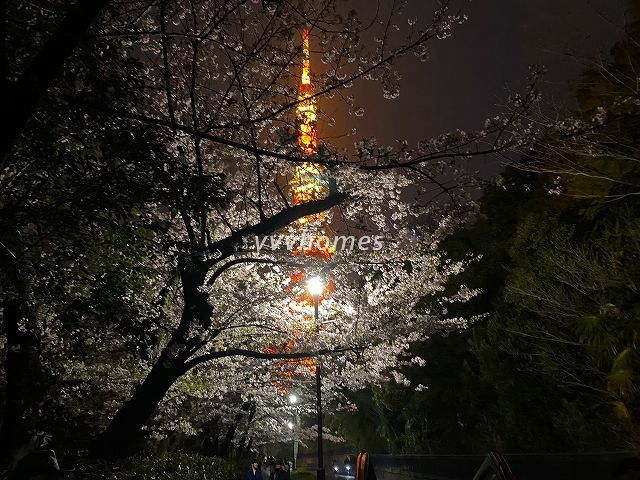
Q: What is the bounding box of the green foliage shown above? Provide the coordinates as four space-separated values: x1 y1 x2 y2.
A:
327 390 390 453
71 452 234 480
339 0 640 451
291 466 316 480
1 1 173 458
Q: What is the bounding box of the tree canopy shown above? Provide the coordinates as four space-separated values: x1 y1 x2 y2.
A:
333 0 640 454
2 0 637 472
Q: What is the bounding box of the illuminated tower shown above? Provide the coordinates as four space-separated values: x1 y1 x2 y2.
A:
266 28 335 394
292 28 324 221
297 28 317 155
291 26 332 292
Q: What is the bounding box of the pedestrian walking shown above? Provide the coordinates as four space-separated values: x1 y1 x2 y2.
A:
268 459 291 480
243 460 263 480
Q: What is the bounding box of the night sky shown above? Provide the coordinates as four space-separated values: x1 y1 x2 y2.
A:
323 0 627 168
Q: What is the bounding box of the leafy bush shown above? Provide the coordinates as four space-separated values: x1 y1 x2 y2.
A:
71 452 234 480
291 467 316 480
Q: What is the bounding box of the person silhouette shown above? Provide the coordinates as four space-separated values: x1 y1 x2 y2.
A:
242 460 262 480
268 459 291 480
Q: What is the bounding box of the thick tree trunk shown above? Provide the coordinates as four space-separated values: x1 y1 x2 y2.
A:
219 418 239 458
94 345 184 459
202 418 222 456
95 261 210 459
0 298 45 469
238 402 256 456
219 401 253 458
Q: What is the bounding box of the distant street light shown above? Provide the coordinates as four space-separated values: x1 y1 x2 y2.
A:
307 275 324 480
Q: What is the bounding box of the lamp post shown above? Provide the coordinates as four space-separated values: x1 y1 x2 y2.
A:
307 276 324 480
288 394 299 470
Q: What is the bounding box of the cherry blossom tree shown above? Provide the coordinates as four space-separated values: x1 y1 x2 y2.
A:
1 0 551 460
86 0 555 458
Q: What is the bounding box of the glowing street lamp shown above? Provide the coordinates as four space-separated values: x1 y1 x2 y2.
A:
307 276 325 480
307 276 323 296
